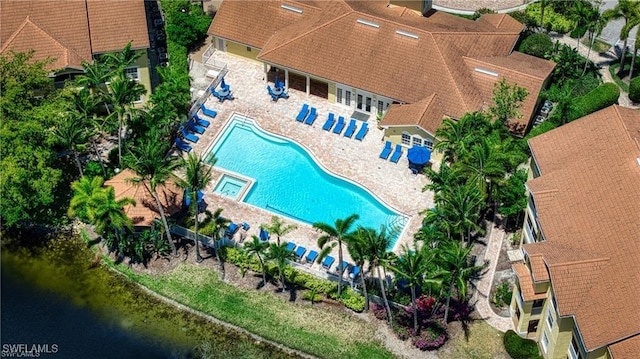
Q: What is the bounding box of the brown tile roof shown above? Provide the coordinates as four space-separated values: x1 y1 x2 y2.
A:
378 94 446 135
209 0 553 132
528 253 549 282
523 105 640 351
1 0 148 70
104 169 183 227
609 334 640 359
513 262 547 301
477 13 525 32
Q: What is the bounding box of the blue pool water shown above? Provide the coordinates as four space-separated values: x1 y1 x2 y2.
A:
206 116 406 239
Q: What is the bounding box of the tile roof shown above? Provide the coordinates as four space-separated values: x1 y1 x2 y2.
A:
1 0 148 70
378 94 446 135
528 253 549 282
609 334 640 359
104 169 183 227
523 105 640 351
512 262 547 301
209 0 553 131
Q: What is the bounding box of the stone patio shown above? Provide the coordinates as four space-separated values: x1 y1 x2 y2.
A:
184 50 434 271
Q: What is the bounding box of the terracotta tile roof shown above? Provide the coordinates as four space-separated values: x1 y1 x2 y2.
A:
523 105 640 351
104 169 183 227
209 0 553 131
528 253 549 282
513 262 548 301
378 94 446 135
609 334 640 359
477 13 525 32
1 0 148 70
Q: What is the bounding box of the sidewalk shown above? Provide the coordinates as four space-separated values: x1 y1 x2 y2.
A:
473 224 514 332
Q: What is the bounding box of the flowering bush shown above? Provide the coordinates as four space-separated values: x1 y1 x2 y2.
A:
416 295 436 314
412 321 447 351
371 303 388 321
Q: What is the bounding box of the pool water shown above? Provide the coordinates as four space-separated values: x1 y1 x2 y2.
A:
213 174 248 200
206 116 406 244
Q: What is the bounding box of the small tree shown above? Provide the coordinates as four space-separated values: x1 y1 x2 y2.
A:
518 33 553 58
266 242 296 292
488 78 528 127
261 216 297 245
244 235 269 287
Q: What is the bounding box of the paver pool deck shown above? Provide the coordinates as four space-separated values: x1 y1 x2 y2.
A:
184 50 433 269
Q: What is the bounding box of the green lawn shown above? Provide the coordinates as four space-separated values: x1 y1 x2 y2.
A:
120 263 394 359
441 321 510 359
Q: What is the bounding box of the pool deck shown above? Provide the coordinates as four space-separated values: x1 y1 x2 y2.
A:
184 50 433 268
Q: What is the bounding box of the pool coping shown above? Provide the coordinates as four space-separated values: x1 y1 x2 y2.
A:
212 171 255 202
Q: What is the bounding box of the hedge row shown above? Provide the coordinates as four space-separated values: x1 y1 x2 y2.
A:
568 83 620 122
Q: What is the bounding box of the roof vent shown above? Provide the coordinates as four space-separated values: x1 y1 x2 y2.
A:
637 157 640 167
474 67 499 77
357 19 380 28
395 29 419 39
280 4 303 14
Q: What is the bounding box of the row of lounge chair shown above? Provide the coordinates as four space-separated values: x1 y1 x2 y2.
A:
284 242 361 280
174 104 218 153
295 103 318 125
379 141 404 163
322 113 369 140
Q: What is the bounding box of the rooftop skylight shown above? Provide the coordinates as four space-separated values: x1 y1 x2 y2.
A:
395 29 419 39
357 19 380 28
280 4 303 14
474 67 499 77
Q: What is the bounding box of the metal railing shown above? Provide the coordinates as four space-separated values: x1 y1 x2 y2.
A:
187 64 228 117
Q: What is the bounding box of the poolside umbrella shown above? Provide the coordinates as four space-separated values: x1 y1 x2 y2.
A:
407 145 431 166
220 77 227 89
259 228 270 242
274 75 281 89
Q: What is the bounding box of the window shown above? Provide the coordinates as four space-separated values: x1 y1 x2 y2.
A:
412 137 422 146
357 94 363 110
365 97 371 112
545 305 554 330
337 88 343 103
569 335 584 359
401 132 411 146
345 91 351 106
217 38 225 50
527 319 539 333
424 138 433 150
532 299 544 315
124 67 139 81
541 331 549 353
378 100 384 112
246 46 251 52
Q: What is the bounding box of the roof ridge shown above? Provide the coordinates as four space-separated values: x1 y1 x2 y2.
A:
259 11 353 57
548 256 610 267
418 93 437 120
465 55 548 80
431 34 472 115
2 16 72 62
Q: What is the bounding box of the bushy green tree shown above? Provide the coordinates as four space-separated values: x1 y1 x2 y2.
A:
518 33 553 58
162 0 212 48
495 169 528 230
629 76 640 103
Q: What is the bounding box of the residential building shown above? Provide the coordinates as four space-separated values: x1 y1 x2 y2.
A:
1 0 152 103
208 0 555 157
511 105 640 358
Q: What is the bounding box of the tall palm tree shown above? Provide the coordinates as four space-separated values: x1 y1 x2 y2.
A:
102 41 142 74
76 60 112 114
176 153 214 263
603 0 640 76
266 241 297 292
70 88 107 176
423 162 462 195
439 241 482 325
569 1 594 61
105 72 145 166
261 216 297 245
386 243 441 333
583 1 607 76
126 136 181 256
345 227 371 311
93 186 136 249
54 112 89 176
200 207 231 265
434 118 469 163
458 137 506 206
68 175 105 221
313 214 359 297
436 182 484 245
362 226 395 324
244 235 269 287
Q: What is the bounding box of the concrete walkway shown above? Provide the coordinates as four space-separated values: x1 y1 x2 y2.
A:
473 224 514 332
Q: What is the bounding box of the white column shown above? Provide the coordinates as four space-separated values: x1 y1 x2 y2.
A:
263 63 268 83
306 75 310 96
284 69 289 90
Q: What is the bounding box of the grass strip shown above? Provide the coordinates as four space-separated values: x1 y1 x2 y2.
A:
114 262 394 359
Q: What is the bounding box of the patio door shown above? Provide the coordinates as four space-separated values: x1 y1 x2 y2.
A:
336 85 354 108
356 94 373 113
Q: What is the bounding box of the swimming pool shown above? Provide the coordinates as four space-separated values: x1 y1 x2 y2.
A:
205 115 406 244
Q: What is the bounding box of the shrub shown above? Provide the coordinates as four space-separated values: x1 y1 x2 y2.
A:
569 24 587 39
339 288 365 312
492 281 513 307
301 289 322 304
568 83 620 122
504 330 542 359
371 303 388 320
525 3 575 33
629 76 640 103
412 321 447 351
527 120 557 138
519 33 553 58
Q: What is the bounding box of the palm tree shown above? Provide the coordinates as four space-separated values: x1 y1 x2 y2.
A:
68 175 105 221
583 1 607 76
176 153 214 263
313 214 359 297
362 226 395 324
126 136 181 256
93 186 136 249
386 243 440 333
200 207 231 265
54 112 89 176
434 118 469 163
266 242 296 292
105 72 146 166
76 60 111 114
345 227 371 311
244 235 269 287
603 0 640 76
569 1 594 61
436 182 484 245
261 216 297 245
70 88 107 177
423 162 462 195
458 137 506 205
439 241 481 325
102 41 142 74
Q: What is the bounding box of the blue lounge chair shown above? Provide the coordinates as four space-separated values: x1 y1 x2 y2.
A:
379 141 392 159
349 265 361 280
187 120 205 134
332 116 345 134
200 104 217 118
322 113 336 131
321 255 335 270
285 242 296 252
180 127 199 143
343 119 357 138
193 114 210 127
296 104 310 122
266 85 279 102
175 138 192 152
294 246 307 260
225 223 239 238
259 228 270 242
305 250 318 264
390 144 404 163
241 222 251 231
335 261 348 275
304 107 317 125
355 122 369 141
